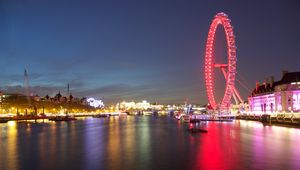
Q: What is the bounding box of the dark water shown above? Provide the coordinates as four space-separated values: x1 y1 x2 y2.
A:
1 116 300 170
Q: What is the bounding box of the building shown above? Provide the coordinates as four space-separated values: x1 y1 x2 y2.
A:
248 71 300 114
119 100 151 110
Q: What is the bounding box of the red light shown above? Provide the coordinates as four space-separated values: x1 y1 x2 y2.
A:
204 12 236 111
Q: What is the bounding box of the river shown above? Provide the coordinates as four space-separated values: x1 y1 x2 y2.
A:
1 116 300 170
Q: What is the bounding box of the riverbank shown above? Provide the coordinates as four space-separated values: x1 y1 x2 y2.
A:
236 114 300 128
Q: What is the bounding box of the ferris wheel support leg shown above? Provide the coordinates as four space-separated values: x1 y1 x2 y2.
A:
219 67 243 104
232 91 239 105
232 86 243 104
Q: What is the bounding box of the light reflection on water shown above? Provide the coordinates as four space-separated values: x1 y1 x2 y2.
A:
1 117 300 170
1 121 19 170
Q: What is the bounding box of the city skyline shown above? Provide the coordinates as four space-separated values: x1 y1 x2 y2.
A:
0 0 299 105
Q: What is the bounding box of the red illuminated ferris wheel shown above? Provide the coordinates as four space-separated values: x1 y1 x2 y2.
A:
204 12 242 112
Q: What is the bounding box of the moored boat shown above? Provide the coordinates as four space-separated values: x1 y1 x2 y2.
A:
0 118 10 123
92 114 109 118
181 115 190 123
49 115 77 121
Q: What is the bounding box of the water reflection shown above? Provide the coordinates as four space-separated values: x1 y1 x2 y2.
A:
194 120 300 170
196 122 237 170
107 117 121 169
0 121 19 170
1 118 300 170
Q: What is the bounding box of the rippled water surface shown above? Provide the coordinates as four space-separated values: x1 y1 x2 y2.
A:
1 116 300 170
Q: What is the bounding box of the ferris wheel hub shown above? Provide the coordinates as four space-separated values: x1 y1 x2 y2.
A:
204 12 237 112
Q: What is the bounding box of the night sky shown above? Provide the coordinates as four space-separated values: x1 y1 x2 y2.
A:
0 0 299 105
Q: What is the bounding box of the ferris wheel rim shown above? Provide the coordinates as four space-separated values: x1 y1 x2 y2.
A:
204 12 237 111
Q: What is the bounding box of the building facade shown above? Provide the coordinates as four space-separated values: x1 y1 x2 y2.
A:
248 71 300 114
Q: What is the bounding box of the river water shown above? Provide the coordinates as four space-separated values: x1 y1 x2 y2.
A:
1 116 300 170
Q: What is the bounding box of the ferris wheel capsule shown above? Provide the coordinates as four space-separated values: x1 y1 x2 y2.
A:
204 12 237 112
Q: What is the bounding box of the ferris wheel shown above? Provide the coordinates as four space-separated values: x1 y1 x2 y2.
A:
204 12 243 112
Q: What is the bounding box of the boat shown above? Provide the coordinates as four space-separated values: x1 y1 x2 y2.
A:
92 114 109 118
0 118 10 123
143 111 152 116
181 115 190 123
188 128 208 133
49 115 77 121
110 112 121 116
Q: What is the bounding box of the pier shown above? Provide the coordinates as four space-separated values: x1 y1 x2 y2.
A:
236 113 300 126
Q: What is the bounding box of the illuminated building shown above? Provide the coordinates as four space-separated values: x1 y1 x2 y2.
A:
0 91 96 115
87 98 104 108
248 71 300 114
119 101 136 110
119 100 159 111
136 100 151 110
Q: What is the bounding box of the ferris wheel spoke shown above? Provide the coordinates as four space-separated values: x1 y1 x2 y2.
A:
204 12 237 113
